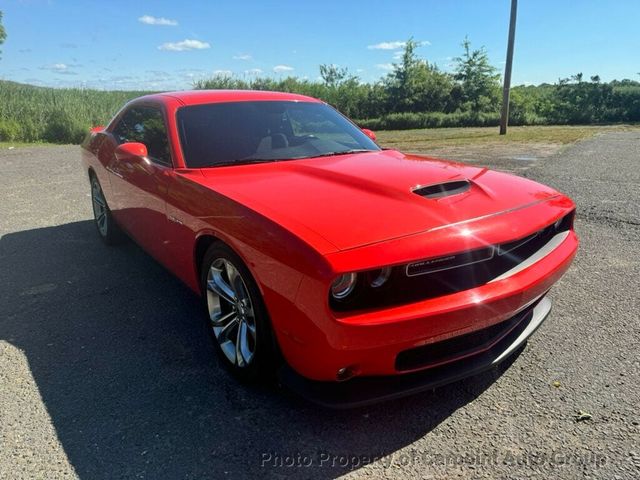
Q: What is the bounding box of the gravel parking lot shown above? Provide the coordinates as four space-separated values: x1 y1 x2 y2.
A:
1 131 638 479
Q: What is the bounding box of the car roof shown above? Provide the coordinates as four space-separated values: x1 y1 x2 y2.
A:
138 89 322 106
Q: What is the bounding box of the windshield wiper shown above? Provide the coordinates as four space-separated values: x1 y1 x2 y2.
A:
206 150 375 167
313 149 376 158
210 158 277 167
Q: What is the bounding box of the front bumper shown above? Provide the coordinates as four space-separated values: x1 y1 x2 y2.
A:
278 296 552 408
274 229 577 381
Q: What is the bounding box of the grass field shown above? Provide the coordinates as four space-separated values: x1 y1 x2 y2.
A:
0 141 55 149
376 124 640 152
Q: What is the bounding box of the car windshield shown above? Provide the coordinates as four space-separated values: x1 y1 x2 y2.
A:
176 101 380 168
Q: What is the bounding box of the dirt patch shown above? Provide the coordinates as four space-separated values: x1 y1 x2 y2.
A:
400 141 564 165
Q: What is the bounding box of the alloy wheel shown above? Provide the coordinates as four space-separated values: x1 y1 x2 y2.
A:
206 258 257 367
91 178 108 236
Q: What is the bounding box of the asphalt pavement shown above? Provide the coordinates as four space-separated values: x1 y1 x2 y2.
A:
1 131 638 479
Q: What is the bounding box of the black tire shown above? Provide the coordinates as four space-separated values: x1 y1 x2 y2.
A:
90 173 123 245
200 242 278 382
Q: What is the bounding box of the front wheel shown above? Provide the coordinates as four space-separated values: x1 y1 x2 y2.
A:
201 243 277 382
90 174 122 245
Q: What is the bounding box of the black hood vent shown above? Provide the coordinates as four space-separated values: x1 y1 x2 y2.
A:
413 180 470 199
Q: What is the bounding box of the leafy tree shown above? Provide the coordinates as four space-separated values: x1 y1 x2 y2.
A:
550 73 614 123
384 38 454 113
0 11 7 58
319 64 350 87
453 37 501 112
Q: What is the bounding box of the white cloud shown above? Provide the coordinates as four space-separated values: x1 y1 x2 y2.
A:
273 65 294 73
375 63 395 71
233 54 252 61
213 70 233 76
368 41 406 50
40 63 78 75
367 40 431 50
392 50 404 60
158 39 211 51
139 15 178 26
245 68 263 75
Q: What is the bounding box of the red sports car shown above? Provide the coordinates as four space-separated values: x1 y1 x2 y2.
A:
81 90 578 407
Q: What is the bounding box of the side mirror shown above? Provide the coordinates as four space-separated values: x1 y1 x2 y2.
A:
114 142 148 161
361 128 377 142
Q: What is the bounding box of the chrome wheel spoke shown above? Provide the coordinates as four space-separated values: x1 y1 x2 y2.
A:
93 194 105 208
247 321 257 338
236 321 254 366
219 340 237 365
207 274 236 305
235 323 245 367
224 260 240 291
97 212 107 230
216 315 239 343
211 309 236 327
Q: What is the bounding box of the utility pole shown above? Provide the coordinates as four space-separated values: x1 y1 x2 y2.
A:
499 0 518 135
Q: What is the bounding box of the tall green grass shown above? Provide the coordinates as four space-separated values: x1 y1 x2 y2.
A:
2 78 638 144
0 80 151 143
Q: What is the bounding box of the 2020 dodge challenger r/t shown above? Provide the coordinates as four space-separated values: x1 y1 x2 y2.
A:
82 90 578 407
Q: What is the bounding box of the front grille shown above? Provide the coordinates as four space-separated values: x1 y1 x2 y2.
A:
331 211 573 312
395 298 540 372
406 246 494 276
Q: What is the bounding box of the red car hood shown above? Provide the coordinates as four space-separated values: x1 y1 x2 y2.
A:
197 150 559 252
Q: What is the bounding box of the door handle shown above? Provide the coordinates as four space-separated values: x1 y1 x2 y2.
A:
106 165 124 178
168 214 184 225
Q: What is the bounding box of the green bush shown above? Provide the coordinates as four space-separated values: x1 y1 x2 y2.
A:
0 119 21 141
42 110 87 144
357 111 501 130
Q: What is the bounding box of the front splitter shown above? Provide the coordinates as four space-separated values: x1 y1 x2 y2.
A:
278 297 552 409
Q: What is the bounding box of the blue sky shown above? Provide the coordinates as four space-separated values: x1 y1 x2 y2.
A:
1 0 638 90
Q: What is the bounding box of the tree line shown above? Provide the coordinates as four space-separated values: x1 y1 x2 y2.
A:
195 38 640 131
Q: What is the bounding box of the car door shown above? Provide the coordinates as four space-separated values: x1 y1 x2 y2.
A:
107 105 174 260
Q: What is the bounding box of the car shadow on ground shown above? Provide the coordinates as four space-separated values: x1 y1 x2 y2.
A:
1 221 522 479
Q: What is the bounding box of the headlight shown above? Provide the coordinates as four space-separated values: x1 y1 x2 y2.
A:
554 217 563 230
331 273 357 299
368 267 392 288
554 210 575 232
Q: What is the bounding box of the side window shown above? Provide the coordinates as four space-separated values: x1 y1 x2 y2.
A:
112 107 172 165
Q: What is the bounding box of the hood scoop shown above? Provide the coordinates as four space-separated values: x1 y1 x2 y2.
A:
413 180 471 199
